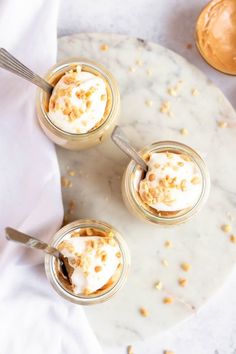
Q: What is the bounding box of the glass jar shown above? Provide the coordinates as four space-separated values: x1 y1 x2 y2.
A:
36 58 120 150
45 219 130 305
122 141 210 226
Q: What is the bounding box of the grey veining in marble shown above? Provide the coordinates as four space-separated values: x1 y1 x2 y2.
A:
56 33 236 346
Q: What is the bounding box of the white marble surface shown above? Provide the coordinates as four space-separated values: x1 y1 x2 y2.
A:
56 32 236 353
57 1 236 353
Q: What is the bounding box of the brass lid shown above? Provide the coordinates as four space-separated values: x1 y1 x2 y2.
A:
196 0 236 75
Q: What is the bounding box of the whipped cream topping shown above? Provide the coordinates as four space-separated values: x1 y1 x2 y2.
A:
48 65 107 134
138 152 202 212
58 232 121 295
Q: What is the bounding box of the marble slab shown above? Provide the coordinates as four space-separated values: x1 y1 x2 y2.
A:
56 33 236 346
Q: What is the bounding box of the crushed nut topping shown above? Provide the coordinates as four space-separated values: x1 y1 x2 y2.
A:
100 43 109 51
221 224 232 233
136 59 144 66
164 240 173 248
230 235 236 243
180 262 191 272
191 88 199 96
155 281 163 290
127 345 134 354
178 278 188 287
180 128 189 136
145 99 153 107
95 265 102 273
68 170 76 177
160 101 171 116
161 259 169 267
139 307 149 317
61 177 72 188
163 297 174 304
191 176 201 185
217 121 228 128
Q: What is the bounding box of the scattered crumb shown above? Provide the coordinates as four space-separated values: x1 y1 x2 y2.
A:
221 224 232 233
218 121 228 128
180 262 191 272
68 170 76 177
160 101 172 116
155 281 163 290
191 88 199 96
161 259 169 267
145 99 153 107
178 278 188 287
68 200 76 214
139 307 149 317
163 297 174 304
146 68 152 76
167 87 178 96
61 177 72 188
127 345 134 354
164 240 173 248
186 43 193 49
100 43 109 52
230 235 236 243
129 66 136 73
180 128 189 136
164 351 175 354
136 59 144 66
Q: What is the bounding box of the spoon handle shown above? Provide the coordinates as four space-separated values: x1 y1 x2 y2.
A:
111 126 148 171
5 227 60 258
0 48 53 94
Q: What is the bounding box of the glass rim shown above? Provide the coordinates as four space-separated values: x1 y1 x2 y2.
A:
124 140 211 225
44 219 130 305
37 58 120 138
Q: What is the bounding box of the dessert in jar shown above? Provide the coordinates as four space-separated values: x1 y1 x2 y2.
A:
45 219 130 305
36 58 120 150
122 141 210 225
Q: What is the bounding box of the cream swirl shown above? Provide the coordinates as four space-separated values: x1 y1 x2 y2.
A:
138 152 202 212
48 65 107 134
58 232 121 295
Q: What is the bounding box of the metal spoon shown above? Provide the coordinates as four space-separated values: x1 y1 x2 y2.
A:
111 125 148 171
5 227 68 278
0 48 53 94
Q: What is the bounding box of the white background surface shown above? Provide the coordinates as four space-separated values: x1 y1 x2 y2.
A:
57 1 236 353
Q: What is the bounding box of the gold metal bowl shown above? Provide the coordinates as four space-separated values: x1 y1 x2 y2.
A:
195 0 236 75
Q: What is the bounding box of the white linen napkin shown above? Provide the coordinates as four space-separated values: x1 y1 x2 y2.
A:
0 0 103 353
